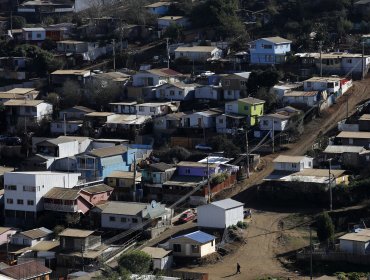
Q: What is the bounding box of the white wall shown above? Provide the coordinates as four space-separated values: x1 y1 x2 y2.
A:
259 116 288 131
225 101 238 114
198 204 244 228
101 213 143 229
195 86 220 100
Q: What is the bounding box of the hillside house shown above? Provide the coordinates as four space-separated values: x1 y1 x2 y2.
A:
154 112 186 132
4 171 80 225
22 28 46 45
50 69 91 86
0 57 28 80
258 106 302 132
336 131 370 148
339 229 370 255
249 36 292 65
283 90 322 107
221 72 250 100
156 82 196 101
135 102 179 117
141 247 172 270
158 16 189 30
58 106 95 120
132 68 181 87
224 97 265 126
194 85 222 100
271 82 303 100
106 170 142 201
0 260 52 280
273 155 313 172
174 46 222 62
168 231 216 258
181 109 222 129
110 102 137 114
4 100 52 133
197 198 244 229
10 227 52 247
145 2 171 15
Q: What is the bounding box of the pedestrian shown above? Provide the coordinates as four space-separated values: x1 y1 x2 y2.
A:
236 262 241 274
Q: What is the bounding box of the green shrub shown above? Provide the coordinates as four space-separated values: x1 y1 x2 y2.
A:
118 251 151 274
237 221 248 229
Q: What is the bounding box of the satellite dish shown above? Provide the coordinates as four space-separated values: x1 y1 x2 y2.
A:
151 200 157 208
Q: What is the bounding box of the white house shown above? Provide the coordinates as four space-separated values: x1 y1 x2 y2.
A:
100 201 169 230
22 27 46 42
181 109 222 129
58 106 94 120
303 77 342 93
197 198 244 229
56 40 88 53
174 46 222 62
110 102 137 114
50 120 83 135
4 171 80 225
145 2 171 15
249 36 292 65
259 106 302 132
271 82 303 100
157 16 189 30
283 91 321 107
4 100 53 133
132 68 181 87
154 112 186 131
168 231 216 258
141 247 172 270
273 155 313 172
339 229 370 255
135 102 178 117
194 85 222 100
156 82 196 101
10 227 52 247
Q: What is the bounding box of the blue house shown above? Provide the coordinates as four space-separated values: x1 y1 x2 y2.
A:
249 36 292 65
145 2 171 15
76 144 152 181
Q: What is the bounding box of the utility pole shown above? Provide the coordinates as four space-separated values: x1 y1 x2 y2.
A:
166 37 170 69
112 39 116 71
362 40 365 80
272 120 275 153
207 155 211 203
63 113 67 136
328 158 333 211
245 129 250 178
132 152 137 202
319 41 323 77
310 227 313 280
81 244 85 272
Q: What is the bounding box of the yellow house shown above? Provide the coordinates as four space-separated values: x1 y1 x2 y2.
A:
168 230 216 258
237 97 265 126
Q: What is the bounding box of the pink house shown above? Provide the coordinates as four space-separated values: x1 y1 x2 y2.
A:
0 227 17 246
79 184 113 206
43 188 92 214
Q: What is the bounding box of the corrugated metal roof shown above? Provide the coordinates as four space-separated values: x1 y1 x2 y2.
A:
337 131 370 139
211 198 244 210
81 184 113 194
324 145 365 154
88 145 127 158
0 260 52 279
101 201 147 216
44 187 80 200
238 97 265 104
273 155 308 163
173 230 215 244
20 227 52 240
59 228 95 238
141 247 171 259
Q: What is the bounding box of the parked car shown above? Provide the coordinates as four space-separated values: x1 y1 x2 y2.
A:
4 136 22 146
195 143 212 151
178 210 196 223
200 71 215 78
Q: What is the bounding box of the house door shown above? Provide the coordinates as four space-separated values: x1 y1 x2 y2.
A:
198 118 202 127
185 118 190 128
185 244 191 256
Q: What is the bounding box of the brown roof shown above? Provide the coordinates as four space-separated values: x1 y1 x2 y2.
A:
0 260 52 279
238 97 265 104
88 145 127 158
337 131 370 139
85 112 115 117
4 100 45 107
59 228 95 238
146 68 181 77
81 184 113 194
20 228 51 239
44 187 80 200
284 91 318 97
107 170 142 179
273 155 309 163
141 247 171 259
30 240 60 252
0 227 13 235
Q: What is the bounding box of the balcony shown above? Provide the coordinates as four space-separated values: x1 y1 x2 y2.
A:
44 203 77 213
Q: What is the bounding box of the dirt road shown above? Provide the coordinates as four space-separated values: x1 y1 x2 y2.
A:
185 79 370 279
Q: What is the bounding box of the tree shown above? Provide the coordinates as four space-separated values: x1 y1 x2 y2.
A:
61 80 82 108
65 213 80 227
118 251 151 274
316 212 335 244
209 136 241 158
255 87 279 113
11 16 26 29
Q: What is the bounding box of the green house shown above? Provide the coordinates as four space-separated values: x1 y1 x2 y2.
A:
224 97 265 126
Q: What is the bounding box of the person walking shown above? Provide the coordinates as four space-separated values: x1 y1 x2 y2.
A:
236 262 241 274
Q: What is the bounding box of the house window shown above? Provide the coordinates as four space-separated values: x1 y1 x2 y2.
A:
292 163 297 168
178 90 183 96
36 33 41 38
185 168 191 174
170 90 175 96
109 216 116 222
224 80 230 86
263 120 269 126
347 59 352 64
240 81 247 86
211 240 214 246
263 44 273 49
308 161 312 167
27 200 34 206
132 218 138 223
219 118 224 124
139 106 145 112
227 105 232 110
191 245 200 253
150 107 156 113
306 82 312 87
5 185 16 191
6 199 13 204
57 124 62 128
17 199 23 205
173 244 181 252
23 186 36 192
121 217 127 223
244 105 249 111
250 44 256 49
349 139 354 145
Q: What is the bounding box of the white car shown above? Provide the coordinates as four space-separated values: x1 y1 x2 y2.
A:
200 71 215 78
195 144 212 151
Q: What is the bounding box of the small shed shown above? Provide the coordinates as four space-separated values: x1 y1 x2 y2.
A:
141 247 172 270
339 229 370 255
197 198 244 229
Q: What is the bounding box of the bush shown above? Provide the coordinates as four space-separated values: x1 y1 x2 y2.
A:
211 173 229 185
237 221 248 229
316 212 334 243
118 251 151 274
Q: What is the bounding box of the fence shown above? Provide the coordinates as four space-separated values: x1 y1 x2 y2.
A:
297 250 370 265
